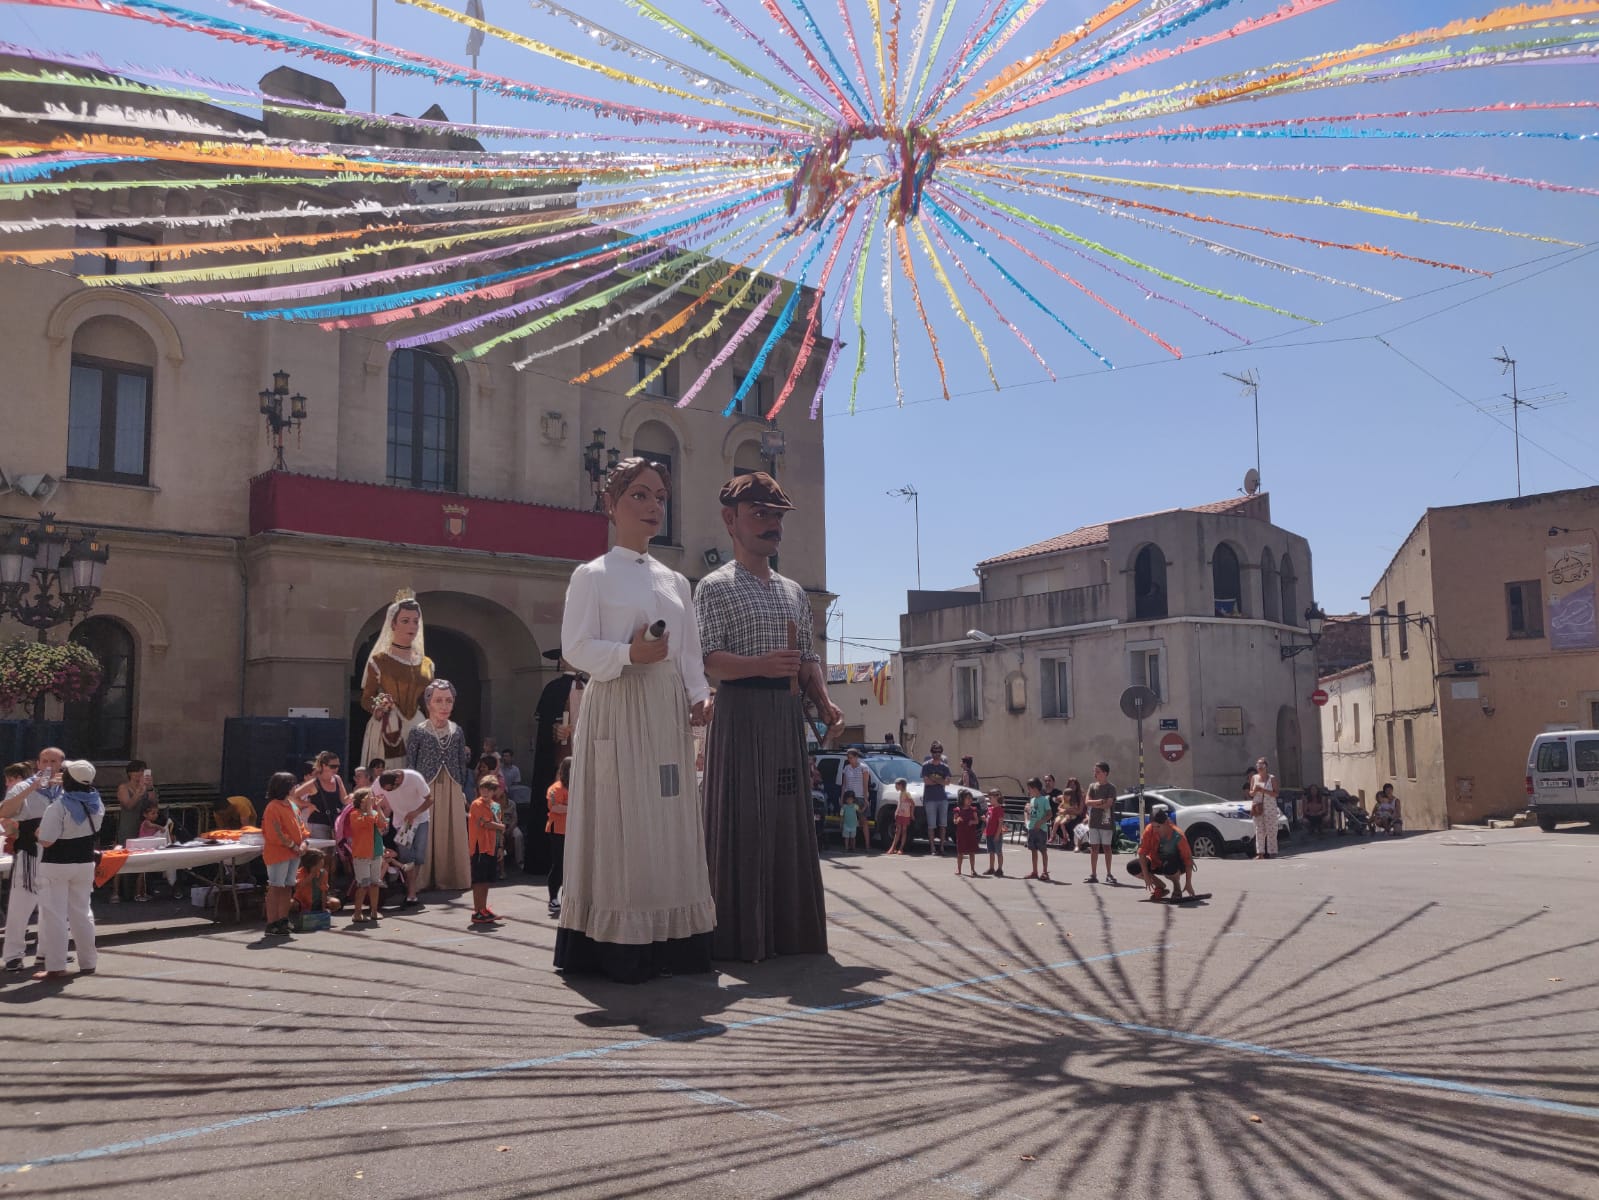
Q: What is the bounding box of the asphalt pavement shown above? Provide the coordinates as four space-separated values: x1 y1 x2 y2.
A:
1 825 1596 1200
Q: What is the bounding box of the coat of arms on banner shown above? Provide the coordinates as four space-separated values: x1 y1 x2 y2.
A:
442 504 469 540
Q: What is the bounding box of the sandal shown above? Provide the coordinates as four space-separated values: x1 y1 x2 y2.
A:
1024 871 1039 880
31 970 70 982
1084 876 1098 884
1040 873 1051 883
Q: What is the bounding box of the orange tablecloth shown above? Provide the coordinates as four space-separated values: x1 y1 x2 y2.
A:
94 849 131 888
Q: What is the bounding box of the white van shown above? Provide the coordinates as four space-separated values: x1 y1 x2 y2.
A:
1526 730 1599 831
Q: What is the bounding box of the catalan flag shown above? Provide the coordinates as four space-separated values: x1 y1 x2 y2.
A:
871 660 890 706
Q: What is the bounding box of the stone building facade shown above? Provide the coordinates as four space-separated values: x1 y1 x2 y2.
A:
1364 486 1599 827
898 494 1324 799
0 66 830 785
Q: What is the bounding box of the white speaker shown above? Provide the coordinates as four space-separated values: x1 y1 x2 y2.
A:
17 473 59 501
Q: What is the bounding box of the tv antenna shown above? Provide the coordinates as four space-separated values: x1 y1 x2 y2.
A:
1491 348 1562 498
1223 368 1261 488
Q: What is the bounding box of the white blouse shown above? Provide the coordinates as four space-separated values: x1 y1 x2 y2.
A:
561 546 712 706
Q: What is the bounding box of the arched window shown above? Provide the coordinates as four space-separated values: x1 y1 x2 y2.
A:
1280 553 1299 627
732 440 764 477
1212 544 1243 617
65 616 136 760
633 420 680 546
1132 544 1168 621
387 348 459 491
1261 548 1281 623
68 316 155 485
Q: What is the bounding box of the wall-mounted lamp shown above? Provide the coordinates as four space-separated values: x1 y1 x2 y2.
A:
759 426 787 475
1281 603 1328 659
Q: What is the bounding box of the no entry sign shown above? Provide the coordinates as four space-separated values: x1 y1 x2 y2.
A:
1159 732 1187 762
1311 688 1330 707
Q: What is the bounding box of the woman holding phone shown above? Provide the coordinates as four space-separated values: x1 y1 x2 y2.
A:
112 760 156 902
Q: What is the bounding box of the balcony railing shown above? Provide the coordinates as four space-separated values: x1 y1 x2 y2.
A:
249 471 607 561
902 584 1114 646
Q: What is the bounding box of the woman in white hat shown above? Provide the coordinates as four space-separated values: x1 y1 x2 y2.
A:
34 759 105 981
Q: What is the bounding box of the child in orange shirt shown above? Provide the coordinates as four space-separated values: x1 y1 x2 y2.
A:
292 848 341 919
468 777 507 926
544 757 571 919
263 772 310 937
344 787 389 925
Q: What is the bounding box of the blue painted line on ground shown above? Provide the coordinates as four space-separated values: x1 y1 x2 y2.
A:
0 945 1160 1174
949 992 1599 1122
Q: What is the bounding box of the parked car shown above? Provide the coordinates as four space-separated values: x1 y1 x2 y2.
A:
1526 729 1599 831
811 749 986 847
1113 787 1290 858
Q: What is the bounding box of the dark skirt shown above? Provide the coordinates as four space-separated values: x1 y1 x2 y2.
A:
553 927 714 985
702 685 828 962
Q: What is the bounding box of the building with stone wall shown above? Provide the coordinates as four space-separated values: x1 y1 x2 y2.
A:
898 494 1324 799
1364 486 1599 827
0 64 831 787
1320 662 1378 805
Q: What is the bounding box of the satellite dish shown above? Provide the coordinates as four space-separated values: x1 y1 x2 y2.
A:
1243 468 1261 496
1119 685 1159 720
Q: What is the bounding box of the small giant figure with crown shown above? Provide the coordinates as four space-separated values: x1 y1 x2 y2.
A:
359 589 435 770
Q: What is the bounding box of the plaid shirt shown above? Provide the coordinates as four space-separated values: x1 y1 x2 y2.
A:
695 561 820 663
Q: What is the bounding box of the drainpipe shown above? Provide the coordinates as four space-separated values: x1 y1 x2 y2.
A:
236 540 249 717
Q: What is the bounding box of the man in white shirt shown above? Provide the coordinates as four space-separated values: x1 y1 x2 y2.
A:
1249 756 1280 859
374 768 432 907
2 748 64 973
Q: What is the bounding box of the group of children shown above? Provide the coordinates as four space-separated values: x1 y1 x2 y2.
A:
258 761 515 937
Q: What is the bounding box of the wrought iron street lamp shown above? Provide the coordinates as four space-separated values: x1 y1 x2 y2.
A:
759 426 787 475
0 512 110 635
1281 603 1328 659
259 368 308 470
581 428 621 511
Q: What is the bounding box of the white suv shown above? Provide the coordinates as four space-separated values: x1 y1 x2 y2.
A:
1115 788 1289 858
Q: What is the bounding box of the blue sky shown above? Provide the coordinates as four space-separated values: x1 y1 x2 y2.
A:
7 1 1596 660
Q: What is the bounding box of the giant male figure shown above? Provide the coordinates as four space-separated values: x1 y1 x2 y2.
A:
696 472 841 961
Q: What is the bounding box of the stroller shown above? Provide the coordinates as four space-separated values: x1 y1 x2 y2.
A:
1329 789 1372 835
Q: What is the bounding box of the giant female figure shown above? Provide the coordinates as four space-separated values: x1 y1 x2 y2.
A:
555 458 716 984
360 591 434 770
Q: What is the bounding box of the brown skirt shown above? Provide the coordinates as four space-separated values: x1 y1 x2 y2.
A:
702 685 827 961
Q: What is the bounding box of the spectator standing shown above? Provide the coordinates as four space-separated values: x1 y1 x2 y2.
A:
113 760 156 903
1024 777 1052 881
951 791 980 876
981 788 1006 877
373 767 433 908
958 755 979 789
345 787 389 924
887 778 913 856
304 751 346 843
34 760 104 980
544 758 570 918
1249 756 1280 859
840 791 865 853
2 752 61 973
839 749 870 821
468 777 506 926
499 749 522 788
262 772 311 937
920 741 953 856
1084 762 1119 885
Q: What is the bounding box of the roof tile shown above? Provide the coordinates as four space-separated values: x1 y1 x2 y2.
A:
978 494 1266 567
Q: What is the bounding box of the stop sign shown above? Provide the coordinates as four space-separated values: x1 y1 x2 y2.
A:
1159 732 1187 762
1310 688 1330 707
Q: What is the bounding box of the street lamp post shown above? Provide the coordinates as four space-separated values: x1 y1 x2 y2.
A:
889 484 921 589
1 513 111 719
581 428 621 511
258 368 308 470
759 426 787 476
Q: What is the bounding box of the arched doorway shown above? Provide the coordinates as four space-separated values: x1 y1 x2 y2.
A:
1275 705 1303 788
66 616 136 760
349 625 484 769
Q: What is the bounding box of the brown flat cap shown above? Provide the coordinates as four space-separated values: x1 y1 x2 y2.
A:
719 471 796 511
